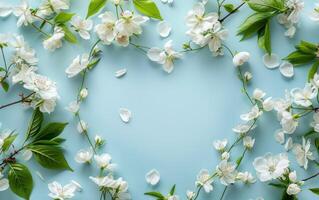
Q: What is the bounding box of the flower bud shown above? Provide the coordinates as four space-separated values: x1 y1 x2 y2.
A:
80 88 88 99
233 52 250 67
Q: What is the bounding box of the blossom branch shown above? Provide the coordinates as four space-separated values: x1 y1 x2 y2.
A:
0 92 35 110
219 2 246 23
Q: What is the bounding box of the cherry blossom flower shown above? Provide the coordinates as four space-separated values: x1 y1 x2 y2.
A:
65 54 89 78
43 27 65 51
115 10 149 37
48 181 77 200
70 16 93 40
253 153 289 182
145 169 160 186
195 169 213 193
233 52 250 67
216 160 237 185
292 137 314 169
13 0 34 27
95 12 117 45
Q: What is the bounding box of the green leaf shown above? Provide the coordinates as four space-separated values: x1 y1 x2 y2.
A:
257 20 271 54
54 12 75 24
1 81 9 92
33 122 68 141
144 192 165 199
248 0 284 12
26 108 43 140
238 12 274 40
308 61 319 81
284 51 316 65
28 145 72 171
304 129 317 137
169 184 176 195
133 0 163 20
2 133 17 152
296 40 317 55
310 188 319 195
8 163 33 200
88 58 101 69
86 0 107 19
61 25 77 43
224 4 235 12
315 138 319 151
268 182 287 188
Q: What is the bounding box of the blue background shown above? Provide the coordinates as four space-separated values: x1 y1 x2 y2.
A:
0 0 319 199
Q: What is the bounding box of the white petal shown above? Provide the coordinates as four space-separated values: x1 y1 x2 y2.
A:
71 180 83 192
119 108 131 123
0 179 9 191
115 68 127 78
279 62 294 78
157 21 171 38
263 53 280 69
145 169 160 186
0 7 12 17
147 48 163 62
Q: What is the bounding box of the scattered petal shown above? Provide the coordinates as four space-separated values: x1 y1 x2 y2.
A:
157 21 172 38
115 68 127 78
71 180 83 192
145 169 160 186
279 62 294 78
0 178 9 191
263 53 280 69
119 108 131 123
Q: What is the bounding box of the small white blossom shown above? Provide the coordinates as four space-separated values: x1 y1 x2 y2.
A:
48 181 77 200
80 88 88 99
70 16 93 40
74 148 93 164
243 136 255 149
94 153 115 170
77 120 88 133
213 139 227 152
43 27 65 51
65 101 80 114
216 160 237 185
292 137 314 169
253 153 289 182
13 0 34 27
65 54 89 78
115 10 149 37
195 169 213 193
240 105 263 121
253 88 266 101
236 172 256 184
287 183 301 195
233 52 250 67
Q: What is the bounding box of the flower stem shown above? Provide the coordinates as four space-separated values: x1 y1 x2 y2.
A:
220 2 246 23
0 92 35 110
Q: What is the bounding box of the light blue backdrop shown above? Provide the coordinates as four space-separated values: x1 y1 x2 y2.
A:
0 0 318 199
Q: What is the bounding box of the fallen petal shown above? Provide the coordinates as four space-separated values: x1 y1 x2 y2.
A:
119 108 131 123
279 62 294 78
263 53 280 69
157 21 172 38
115 68 127 78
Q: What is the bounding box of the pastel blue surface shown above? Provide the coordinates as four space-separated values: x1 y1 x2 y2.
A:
0 0 319 199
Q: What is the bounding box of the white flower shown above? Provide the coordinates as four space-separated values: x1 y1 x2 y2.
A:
232 122 256 134
90 176 115 188
65 101 80 114
145 169 160 186
213 139 227 151
253 153 289 182
285 137 294 151
94 135 103 145
48 181 77 200
157 21 171 38
280 111 298 134
286 0 304 23
185 3 218 33
262 97 274 111
43 27 65 51
70 16 93 40
287 183 301 195
0 172 9 191
95 12 117 45
274 129 285 144
311 112 319 132
240 105 263 121
253 88 266 101
13 0 34 27
233 52 250 67
289 171 297 182
79 88 88 99
221 152 230 160
207 23 228 55
310 4 319 22
291 83 317 107
216 160 237 185
115 10 149 36
244 71 253 81
147 40 183 73
243 136 255 149
74 148 93 164
115 34 130 47
94 153 115 170
195 169 213 193
65 54 89 78
186 191 195 200
77 120 88 133
12 65 37 84
236 172 256 184
311 73 319 88
292 137 314 169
